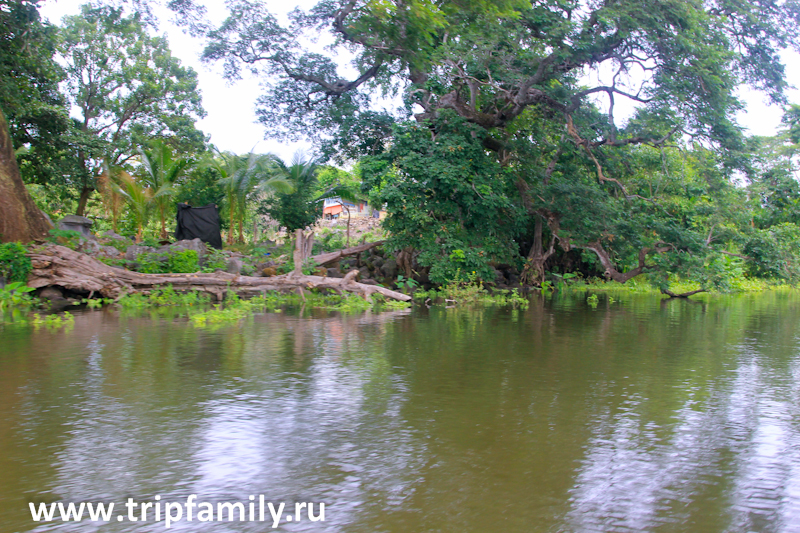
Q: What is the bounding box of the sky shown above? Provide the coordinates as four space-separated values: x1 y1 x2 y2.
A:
39 0 800 163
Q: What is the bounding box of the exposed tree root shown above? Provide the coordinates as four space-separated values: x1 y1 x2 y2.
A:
26 244 411 302
661 288 706 298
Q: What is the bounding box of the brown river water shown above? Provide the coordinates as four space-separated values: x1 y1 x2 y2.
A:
2 292 800 532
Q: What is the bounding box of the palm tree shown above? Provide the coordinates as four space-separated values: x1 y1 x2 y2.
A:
210 150 293 244
97 162 126 233
114 171 153 243
138 141 192 240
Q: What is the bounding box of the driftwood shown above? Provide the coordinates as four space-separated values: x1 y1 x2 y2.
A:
310 240 385 267
26 244 411 302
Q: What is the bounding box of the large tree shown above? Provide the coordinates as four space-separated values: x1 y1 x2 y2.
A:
60 4 207 215
202 0 800 286
0 0 58 242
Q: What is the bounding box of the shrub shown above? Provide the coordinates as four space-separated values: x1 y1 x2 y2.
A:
47 229 83 250
134 250 199 274
167 250 199 273
0 243 32 283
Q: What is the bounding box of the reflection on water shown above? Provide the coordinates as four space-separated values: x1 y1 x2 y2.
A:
2 293 800 532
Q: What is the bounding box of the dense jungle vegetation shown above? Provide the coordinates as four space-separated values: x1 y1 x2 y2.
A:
3 0 800 297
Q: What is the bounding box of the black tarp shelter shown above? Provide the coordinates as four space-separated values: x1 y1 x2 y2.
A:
175 203 223 249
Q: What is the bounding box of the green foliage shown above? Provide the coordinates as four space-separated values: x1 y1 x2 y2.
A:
207 150 293 243
362 116 525 284
0 282 36 311
132 249 199 274
587 294 599 308
59 3 206 212
259 153 322 232
46 229 83 250
135 252 166 274
744 223 800 280
31 311 74 331
0 0 74 187
117 286 211 308
175 166 226 217
137 140 192 239
396 274 419 292
80 297 113 309
201 249 229 273
167 249 199 273
415 272 529 308
0 243 32 283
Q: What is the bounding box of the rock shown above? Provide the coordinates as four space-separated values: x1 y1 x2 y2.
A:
78 240 102 256
358 266 370 280
373 256 385 268
315 267 327 277
493 268 505 284
157 238 207 260
381 258 397 279
58 215 94 237
326 268 343 278
226 257 243 275
125 245 157 262
262 267 278 277
102 230 129 241
360 278 379 286
39 286 66 301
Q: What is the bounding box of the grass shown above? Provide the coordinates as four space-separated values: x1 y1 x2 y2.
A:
414 275 530 309
554 275 797 296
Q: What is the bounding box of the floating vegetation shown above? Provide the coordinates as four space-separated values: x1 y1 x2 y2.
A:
31 311 75 331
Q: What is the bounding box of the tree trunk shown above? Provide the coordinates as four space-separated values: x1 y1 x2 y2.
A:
160 205 168 240
76 186 94 216
521 214 558 286
26 244 411 302
0 107 52 243
311 240 385 267
293 229 316 275
344 205 351 247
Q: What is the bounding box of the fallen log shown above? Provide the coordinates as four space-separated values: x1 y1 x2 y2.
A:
27 244 411 302
310 240 385 267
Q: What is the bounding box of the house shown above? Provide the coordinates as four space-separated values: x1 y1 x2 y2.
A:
322 197 382 220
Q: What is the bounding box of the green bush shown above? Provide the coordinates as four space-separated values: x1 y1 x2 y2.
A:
202 249 228 272
744 223 800 280
167 250 199 273
47 229 83 250
0 243 32 283
136 252 166 273
135 249 199 274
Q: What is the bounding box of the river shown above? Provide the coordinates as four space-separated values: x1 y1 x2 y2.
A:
2 292 800 532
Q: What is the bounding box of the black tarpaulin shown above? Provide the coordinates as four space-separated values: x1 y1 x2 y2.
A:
175 203 223 249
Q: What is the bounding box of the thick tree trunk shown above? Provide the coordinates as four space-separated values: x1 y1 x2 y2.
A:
0 108 52 243
26 244 411 302
76 186 94 217
521 212 559 286
293 229 315 274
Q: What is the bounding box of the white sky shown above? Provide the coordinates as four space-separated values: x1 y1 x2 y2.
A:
40 0 800 161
